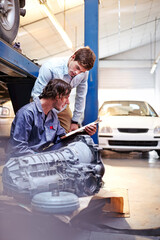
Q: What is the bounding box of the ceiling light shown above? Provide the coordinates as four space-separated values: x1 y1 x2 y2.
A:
150 54 160 74
150 63 157 74
39 0 72 49
57 0 64 8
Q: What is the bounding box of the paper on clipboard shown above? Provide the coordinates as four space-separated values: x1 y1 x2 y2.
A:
61 118 101 139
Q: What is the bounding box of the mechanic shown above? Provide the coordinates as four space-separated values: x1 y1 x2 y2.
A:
7 79 97 159
31 46 96 133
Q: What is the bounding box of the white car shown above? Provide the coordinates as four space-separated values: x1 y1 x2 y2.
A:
0 99 15 137
0 82 15 148
98 100 160 156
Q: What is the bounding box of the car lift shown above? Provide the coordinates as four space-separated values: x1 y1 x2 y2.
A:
0 38 40 113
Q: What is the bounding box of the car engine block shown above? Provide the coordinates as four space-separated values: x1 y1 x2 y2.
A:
2 135 105 203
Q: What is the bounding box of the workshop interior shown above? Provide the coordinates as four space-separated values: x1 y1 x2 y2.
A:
0 0 160 240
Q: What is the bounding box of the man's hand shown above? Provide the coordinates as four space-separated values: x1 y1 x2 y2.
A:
70 123 79 132
85 124 97 136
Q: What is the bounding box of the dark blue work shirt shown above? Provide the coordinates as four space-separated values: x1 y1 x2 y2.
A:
8 97 66 158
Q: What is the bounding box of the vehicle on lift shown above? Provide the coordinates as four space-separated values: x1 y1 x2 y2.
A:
0 81 14 148
98 100 160 157
0 0 26 43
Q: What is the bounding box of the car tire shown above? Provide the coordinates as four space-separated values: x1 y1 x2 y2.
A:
0 0 20 43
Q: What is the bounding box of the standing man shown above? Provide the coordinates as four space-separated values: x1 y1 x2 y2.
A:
31 46 96 133
7 79 97 159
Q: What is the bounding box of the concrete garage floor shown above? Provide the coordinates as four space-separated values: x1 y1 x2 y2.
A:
0 146 160 240
101 150 160 239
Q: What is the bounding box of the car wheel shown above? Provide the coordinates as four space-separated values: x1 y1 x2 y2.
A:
0 0 20 43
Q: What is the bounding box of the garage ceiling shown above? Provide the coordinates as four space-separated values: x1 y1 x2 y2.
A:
16 0 160 64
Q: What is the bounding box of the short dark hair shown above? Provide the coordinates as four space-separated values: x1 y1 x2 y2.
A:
39 79 71 99
74 46 96 70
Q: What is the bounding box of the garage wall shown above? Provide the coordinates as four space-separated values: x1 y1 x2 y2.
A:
98 42 160 113
99 68 154 89
155 61 160 113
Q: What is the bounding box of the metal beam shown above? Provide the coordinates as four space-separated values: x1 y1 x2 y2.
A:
84 0 99 144
0 39 39 78
0 39 40 113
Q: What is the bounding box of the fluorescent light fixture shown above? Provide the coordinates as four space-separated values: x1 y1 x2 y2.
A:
150 54 160 74
150 63 157 74
57 0 64 8
39 0 72 49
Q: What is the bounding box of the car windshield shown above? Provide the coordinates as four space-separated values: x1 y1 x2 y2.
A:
99 101 158 117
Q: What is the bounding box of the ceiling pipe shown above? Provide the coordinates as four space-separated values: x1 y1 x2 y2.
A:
38 0 72 49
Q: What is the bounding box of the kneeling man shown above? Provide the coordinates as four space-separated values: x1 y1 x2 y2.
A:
7 79 96 159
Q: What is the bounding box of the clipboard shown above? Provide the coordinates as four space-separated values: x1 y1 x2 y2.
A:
61 118 101 139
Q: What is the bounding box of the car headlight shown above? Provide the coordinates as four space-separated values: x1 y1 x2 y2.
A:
99 126 112 133
154 126 160 134
0 106 10 116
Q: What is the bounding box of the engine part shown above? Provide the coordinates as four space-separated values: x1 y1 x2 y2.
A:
31 191 80 214
2 135 105 203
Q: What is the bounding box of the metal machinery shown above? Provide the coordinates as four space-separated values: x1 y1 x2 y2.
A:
0 39 40 113
2 135 104 212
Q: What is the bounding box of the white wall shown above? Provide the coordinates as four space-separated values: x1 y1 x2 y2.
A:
98 88 155 108
98 42 160 114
